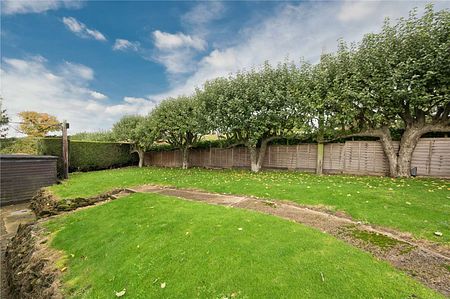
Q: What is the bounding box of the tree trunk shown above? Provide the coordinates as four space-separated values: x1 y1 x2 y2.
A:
137 149 144 168
181 147 189 169
396 127 423 177
248 138 271 173
377 128 399 178
249 146 260 172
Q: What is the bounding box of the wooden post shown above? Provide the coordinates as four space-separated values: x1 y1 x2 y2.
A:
209 146 212 167
62 120 69 179
316 143 324 175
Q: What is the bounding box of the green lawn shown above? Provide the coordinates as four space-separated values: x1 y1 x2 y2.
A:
46 193 443 298
49 167 450 244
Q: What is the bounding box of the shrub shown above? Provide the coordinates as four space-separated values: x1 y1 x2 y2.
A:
0 137 38 154
37 138 137 176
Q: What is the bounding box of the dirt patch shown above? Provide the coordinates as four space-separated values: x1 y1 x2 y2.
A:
30 188 134 218
5 222 63 299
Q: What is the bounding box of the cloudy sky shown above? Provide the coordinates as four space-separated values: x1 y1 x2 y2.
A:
2 0 449 135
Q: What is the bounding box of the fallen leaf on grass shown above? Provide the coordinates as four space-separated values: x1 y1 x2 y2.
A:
238 228 243 231
115 289 126 297
161 282 166 289
434 231 443 237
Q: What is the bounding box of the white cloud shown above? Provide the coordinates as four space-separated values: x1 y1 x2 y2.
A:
149 1 450 101
60 61 94 80
182 2 225 27
90 91 107 100
338 1 379 22
113 39 140 51
152 31 207 75
0 56 154 135
1 0 82 15
62 17 107 41
123 97 149 104
153 30 206 51
203 49 237 69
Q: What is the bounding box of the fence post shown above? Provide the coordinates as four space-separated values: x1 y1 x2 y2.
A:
209 146 212 167
427 140 433 175
231 147 234 168
62 120 69 179
316 143 324 175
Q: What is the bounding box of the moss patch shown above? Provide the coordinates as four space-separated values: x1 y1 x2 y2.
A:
352 230 402 249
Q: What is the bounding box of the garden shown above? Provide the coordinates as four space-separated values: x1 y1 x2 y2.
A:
3 4 450 299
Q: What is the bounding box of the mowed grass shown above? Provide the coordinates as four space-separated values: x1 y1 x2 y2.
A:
49 167 450 244
45 193 443 298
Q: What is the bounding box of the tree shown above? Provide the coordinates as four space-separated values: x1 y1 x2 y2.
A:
199 62 310 172
18 111 60 137
327 5 449 177
150 95 205 169
0 98 9 138
112 115 154 167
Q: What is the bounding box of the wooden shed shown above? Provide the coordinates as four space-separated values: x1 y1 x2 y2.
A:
0 155 58 205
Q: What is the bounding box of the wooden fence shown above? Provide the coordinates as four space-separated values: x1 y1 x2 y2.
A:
0 155 58 205
144 138 450 177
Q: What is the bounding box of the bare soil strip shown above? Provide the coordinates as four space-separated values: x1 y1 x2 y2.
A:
129 185 450 296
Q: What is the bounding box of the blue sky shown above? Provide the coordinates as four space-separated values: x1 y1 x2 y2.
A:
2 0 449 134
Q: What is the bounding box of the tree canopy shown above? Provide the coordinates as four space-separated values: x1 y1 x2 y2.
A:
199 61 311 172
316 5 450 176
18 111 60 137
112 115 154 167
150 95 205 169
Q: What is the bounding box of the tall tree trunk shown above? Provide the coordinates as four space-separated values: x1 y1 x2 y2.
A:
137 149 144 168
397 126 424 177
248 138 272 173
249 146 260 172
377 127 399 178
181 147 189 169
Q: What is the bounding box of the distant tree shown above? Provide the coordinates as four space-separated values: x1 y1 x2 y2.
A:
18 111 60 137
150 95 205 169
324 5 450 177
199 62 311 172
0 98 9 138
112 115 154 167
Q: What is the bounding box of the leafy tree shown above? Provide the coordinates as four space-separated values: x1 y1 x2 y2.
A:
18 111 60 137
326 5 450 177
0 98 9 138
112 115 155 167
150 95 205 169
199 62 311 172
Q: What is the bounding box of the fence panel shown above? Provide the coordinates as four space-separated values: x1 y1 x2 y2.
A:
412 138 450 177
143 138 450 177
343 141 390 175
323 143 345 173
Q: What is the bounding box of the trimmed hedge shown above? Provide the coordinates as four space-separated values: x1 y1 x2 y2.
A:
0 137 38 155
37 138 137 176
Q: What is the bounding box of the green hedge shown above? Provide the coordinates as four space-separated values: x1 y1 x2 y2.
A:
37 138 137 176
0 137 39 154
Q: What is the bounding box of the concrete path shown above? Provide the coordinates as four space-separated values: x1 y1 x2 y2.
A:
1 203 35 298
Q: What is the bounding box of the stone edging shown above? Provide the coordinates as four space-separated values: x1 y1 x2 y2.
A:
5 222 63 299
